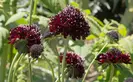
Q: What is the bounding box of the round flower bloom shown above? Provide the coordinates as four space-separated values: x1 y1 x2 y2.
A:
59 52 85 78
107 30 119 42
60 52 83 65
49 6 90 40
30 44 44 58
9 25 41 48
96 48 132 64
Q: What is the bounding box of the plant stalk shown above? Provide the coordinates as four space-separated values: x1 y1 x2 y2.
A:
12 54 25 82
61 39 69 82
43 56 55 82
109 64 114 82
28 56 32 82
0 44 9 82
82 43 108 82
7 52 20 82
29 0 34 25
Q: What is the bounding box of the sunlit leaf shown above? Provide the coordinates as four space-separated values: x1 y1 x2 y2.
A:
90 16 104 27
5 12 26 25
86 34 96 40
83 9 91 15
118 24 127 37
70 1 79 8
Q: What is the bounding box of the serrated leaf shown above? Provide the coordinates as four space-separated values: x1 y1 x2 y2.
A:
118 24 127 37
5 12 26 25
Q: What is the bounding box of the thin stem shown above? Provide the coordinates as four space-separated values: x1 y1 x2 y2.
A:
54 45 61 82
82 43 108 82
8 52 20 82
28 0 34 81
43 56 55 82
58 55 61 82
28 55 32 82
0 44 9 82
55 69 68 82
12 54 25 82
47 41 61 82
33 0 38 15
29 0 34 25
61 39 69 82
109 64 114 82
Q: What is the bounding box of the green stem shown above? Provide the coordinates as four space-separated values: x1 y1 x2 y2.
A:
8 52 20 82
55 69 68 82
109 64 114 82
58 55 61 82
0 44 9 82
43 56 55 82
33 0 38 15
61 39 69 82
29 0 34 25
9 45 14 64
28 56 32 82
47 41 61 82
53 46 60 82
82 43 108 82
12 54 25 82
28 0 34 81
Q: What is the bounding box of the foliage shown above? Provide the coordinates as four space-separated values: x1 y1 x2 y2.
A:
0 0 133 82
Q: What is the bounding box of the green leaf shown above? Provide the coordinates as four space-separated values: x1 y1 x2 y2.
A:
0 27 8 50
15 40 28 54
119 38 133 53
39 16 49 27
70 1 79 8
5 12 26 25
118 24 127 37
16 18 28 25
83 9 91 15
87 16 102 36
116 65 133 82
86 34 96 40
40 0 61 13
90 16 104 27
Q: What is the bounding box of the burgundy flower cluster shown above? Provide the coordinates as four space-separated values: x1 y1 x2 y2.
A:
49 6 90 40
9 25 41 47
96 48 132 64
9 25 43 58
60 52 85 78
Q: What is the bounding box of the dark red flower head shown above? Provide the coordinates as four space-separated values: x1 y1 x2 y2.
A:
96 48 132 64
9 25 41 48
49 6 90 40
59 52 84 78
